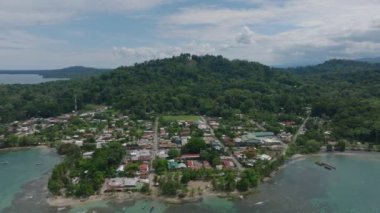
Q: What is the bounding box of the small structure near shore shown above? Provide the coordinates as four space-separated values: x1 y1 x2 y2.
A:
315 161 336 170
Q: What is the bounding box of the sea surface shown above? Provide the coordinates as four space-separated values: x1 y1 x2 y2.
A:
0 148 62 212
0 74 68 84
1 150 380 213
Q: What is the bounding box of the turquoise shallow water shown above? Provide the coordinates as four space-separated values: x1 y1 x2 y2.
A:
0 148 61 212
79 153 380 213
2 150 380 213
237 153 380 213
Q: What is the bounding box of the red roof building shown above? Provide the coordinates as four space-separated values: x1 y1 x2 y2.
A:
223 159 234 169
203 161 211 169
180 154 200 159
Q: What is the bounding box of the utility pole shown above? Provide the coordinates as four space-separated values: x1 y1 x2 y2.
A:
74 94 78 112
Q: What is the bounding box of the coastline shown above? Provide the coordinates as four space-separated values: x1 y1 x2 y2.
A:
0 145 51 152
47 181 239 208
46 150 380 209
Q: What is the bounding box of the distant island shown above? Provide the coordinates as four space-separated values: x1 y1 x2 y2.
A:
357 56 380 64
0 66 112 79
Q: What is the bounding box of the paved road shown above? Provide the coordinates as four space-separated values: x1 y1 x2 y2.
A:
250 120 266 131
292 110 311 144
150 117 159 168
148 117 159 189
201 116 244 171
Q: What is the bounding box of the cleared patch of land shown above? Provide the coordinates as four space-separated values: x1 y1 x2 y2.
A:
161 115 201 122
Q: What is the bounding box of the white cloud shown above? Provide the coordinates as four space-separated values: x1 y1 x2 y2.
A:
236 26 256 45
113 42 215 63
0 31 64 49
2 0 380 68
159 0 380 65
0 0 168 27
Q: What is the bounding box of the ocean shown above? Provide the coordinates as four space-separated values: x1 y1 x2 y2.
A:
0 148 62 212
1 149 380 213
0 74 67 84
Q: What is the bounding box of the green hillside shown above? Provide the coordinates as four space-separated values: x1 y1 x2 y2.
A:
0 54 379 143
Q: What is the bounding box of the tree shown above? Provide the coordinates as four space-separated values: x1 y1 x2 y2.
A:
92 171 105 190
168 148 180 159
302 139 321 154
57 143 81 158
236 178 249 191
75 180 95 197
140 184 150 194
326 144 333 152
242 169 258 187
153 159 168 175
224 171 236 191
159 174 182 196
182 137 207 154
335 140 346 152
181 170 191 184
48 178 64 195
125 163 139 177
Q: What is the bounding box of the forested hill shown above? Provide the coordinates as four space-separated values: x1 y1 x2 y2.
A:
0 66 111 78
357 57 380 64
288 59 380 142
0 54 379 142
83 55 307 117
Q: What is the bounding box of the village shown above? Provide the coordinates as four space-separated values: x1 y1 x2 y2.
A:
1 106 307 198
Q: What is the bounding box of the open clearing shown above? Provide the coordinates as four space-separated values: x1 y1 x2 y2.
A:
161 115 201 122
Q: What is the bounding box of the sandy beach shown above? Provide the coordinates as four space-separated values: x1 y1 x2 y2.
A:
47 179 244 208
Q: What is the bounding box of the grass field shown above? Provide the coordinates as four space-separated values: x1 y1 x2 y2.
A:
161 115 201 122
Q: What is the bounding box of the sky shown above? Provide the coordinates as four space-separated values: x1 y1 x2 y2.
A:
1 0 380 69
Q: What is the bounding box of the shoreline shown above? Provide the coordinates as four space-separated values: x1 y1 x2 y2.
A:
47 150 380 208
0 145 51 152
47 184 241 208
289 150 380 160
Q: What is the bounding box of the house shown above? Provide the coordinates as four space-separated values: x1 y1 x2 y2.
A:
106 178 140 191
129 149 152 161
168 159 178 170
180 128 191 137
139 163 149 178
177 163 187 169
280 121 296 127
203 136 215 144
278 131 292 143
160 128 168 138
167 159 187 170
258 154 272 161
187 160 202 169
157 150 169 159
203 161 212 169
223 159 235 169
83 151 94 159
96 140 107 149
262 137 282 146
254 132 275 138
172 136 182 145
239 133 262 146
198 123 208 130
222 135 234 146
180 154 200 160
181 137 189 146
245 159 257 167
116 165 125 172
212 140 223 151
159 140 177 149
